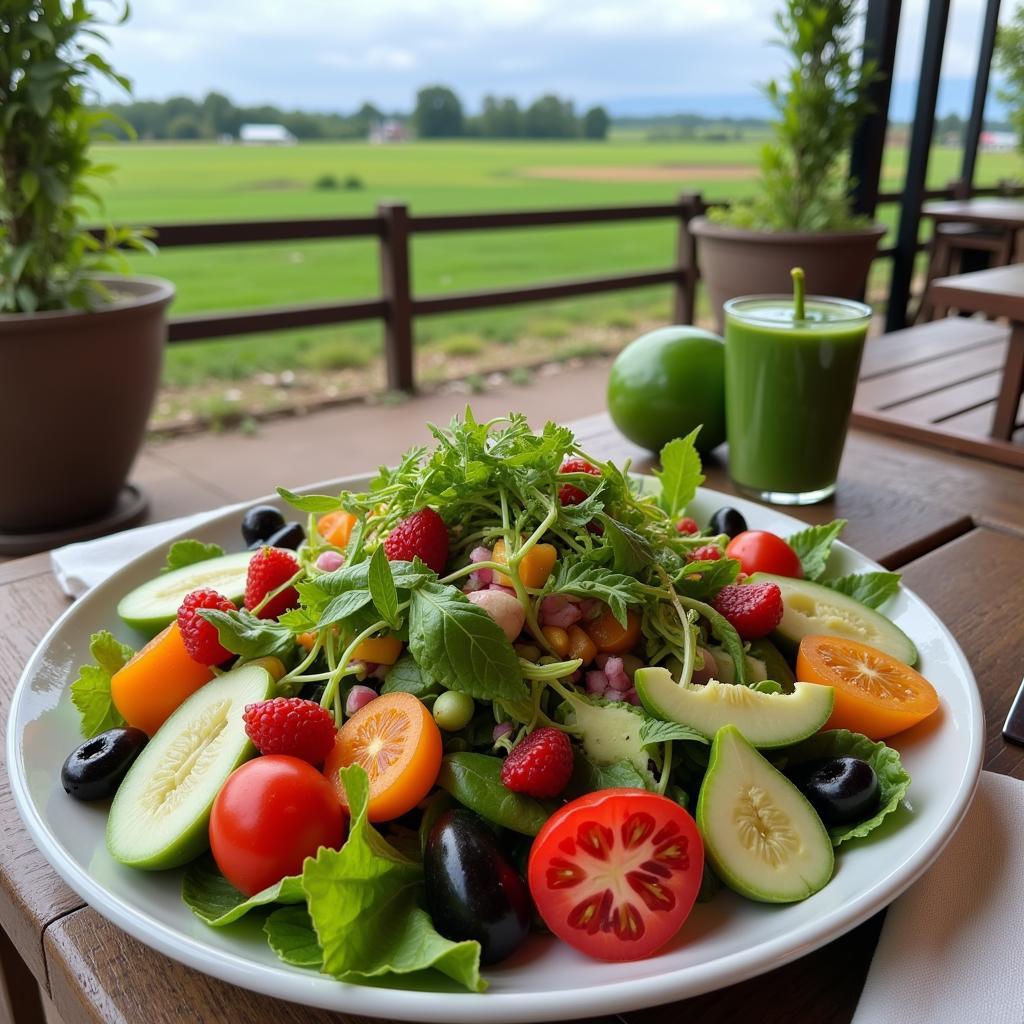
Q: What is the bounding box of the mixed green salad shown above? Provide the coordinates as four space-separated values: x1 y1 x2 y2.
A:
62 412 937 990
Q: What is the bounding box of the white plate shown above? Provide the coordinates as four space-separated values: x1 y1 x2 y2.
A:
7 481 984 1023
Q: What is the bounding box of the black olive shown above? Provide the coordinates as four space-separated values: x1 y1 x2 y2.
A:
791 756 881 826
708 506 748 539
61 728 148 801
252 521 305 551
242 504 286 546
425 809 532 965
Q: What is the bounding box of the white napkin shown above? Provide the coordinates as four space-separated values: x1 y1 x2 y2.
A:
50 508 233 598
853 770 1024 1024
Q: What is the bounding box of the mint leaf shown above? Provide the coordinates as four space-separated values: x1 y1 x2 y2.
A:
436 753 552 835
408 582 526 704
599 515 655 575
654 429 704 518
639 718 708 747
69 630 132 737
566 754 651 797
276 487 342 514
315 589 374 630
673 556 741 601
302 765 486 992
780 729 910 846
381 653 441 697
368 545 401 629
199 608 294 661
162 538 225 574
316 558 433 596
551 560 645 627
265 906 323 968
182 855 304 926
824 571 901 609
787 519 847 581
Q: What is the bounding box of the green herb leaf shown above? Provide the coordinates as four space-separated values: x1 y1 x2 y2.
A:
566 754 651 797
779 729 911 846
823 571 902 609
316 559 433 596
551 560 645 627
654 429 705 518
182 855 304 926
264 906 323 969
408 582 526 703
599 515 655 575
69 630 132 738
198 609 294 661
276 487 342 514
673 556 741 601
437 753 553 835
381 653 441 697
315 589 374 630
639 718 708 747
787 519 847 580
302 765 485 992
162 538 226 574
368 545 401 629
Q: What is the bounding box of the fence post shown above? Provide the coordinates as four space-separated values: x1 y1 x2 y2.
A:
673 192 701 325
377 202 415 393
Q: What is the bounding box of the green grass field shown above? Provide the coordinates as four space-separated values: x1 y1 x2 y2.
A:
91 137 1023 389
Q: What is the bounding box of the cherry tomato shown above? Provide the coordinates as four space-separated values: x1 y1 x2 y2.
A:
725 530 803 578
528 788 703 961
210 755 345 896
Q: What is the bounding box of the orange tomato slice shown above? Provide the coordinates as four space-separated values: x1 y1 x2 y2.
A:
324 692 442 821
317 510 357 549
584 607 642 655
797 635 939 740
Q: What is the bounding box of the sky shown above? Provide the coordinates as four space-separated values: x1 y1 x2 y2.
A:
97 0 1005 120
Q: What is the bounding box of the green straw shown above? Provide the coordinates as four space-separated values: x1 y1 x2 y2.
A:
791 266 806 320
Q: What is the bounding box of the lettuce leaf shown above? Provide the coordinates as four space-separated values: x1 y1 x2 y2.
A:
654 429 704 518
182 855 304 926
69 630 132 738
301 765 486 992
780 729 911 846
264 906 323 968
823 571 902 610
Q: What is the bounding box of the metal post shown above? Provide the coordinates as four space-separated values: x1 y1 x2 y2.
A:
886 0 952 332
849 0 902 218
377 202 415 393
962 0 1003 189
673 192 702 324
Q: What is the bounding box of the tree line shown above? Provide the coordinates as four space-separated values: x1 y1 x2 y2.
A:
100 87 610 141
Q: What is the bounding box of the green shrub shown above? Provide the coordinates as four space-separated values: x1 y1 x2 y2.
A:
314 173 340 190
299 338 375 371
434 332 485 357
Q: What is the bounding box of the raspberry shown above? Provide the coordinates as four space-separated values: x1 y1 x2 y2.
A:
559 457 601 477
559 459 602 518
712 582 784 640
500 726 574 798
558 483 588 506
676 517 699 535
177 588 237 665
383 507 449 574
244 547 300 619
689 544 722 562
243 697 337 764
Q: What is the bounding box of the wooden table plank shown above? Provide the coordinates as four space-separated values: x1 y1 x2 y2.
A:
858 317 1007 380
923 198 1024 232
880 371 1001 424
930 263 1024 321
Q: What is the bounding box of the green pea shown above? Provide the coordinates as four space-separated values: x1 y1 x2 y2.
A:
433 690 475 732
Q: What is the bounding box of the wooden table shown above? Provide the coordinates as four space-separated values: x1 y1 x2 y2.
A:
928 264 1024 440
3 415 1024 1024
922 197 1024 232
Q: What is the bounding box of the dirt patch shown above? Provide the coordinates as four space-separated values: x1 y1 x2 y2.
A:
519 164 756 183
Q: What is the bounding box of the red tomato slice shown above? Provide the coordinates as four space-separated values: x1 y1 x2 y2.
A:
527 788 703 961
726 530 803 578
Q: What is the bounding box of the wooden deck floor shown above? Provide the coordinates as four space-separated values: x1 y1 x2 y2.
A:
853 317 1024 468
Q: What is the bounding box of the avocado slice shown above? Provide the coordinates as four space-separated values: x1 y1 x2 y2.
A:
634 666 833 748
697 725 834 903
556 688 654 784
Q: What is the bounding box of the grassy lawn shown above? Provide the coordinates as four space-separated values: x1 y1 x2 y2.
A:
89 138 1023 393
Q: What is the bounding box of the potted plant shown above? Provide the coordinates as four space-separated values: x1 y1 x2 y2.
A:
690 0 885 331
1 1 172 551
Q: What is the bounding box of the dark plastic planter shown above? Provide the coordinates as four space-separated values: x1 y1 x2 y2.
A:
0 276 174 532
690 218 886 332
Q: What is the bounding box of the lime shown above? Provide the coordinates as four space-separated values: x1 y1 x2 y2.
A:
607 326 725 454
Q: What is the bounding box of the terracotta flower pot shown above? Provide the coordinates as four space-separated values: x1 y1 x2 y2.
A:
690 218 886 332
0 276 174 533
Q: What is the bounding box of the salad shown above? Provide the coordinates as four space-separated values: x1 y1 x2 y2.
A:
61 412 939 991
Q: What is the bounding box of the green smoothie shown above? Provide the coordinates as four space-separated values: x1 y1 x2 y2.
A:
724 284 871 505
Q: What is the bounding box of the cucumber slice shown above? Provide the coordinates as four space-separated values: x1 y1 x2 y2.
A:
750 572 917 666
117 552 253 635
106 663 274 870
634 666 833 748
697 725 834 903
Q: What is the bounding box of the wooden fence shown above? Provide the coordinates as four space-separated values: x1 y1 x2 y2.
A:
119 179 1023 393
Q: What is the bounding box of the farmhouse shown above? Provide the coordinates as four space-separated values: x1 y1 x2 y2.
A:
239 123 297 145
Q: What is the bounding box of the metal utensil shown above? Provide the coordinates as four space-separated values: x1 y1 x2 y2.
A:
1002 677 1024 745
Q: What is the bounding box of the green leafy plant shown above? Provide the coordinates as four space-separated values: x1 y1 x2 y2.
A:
713 0 876 232
0 0 152 313
996 4 1024 156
